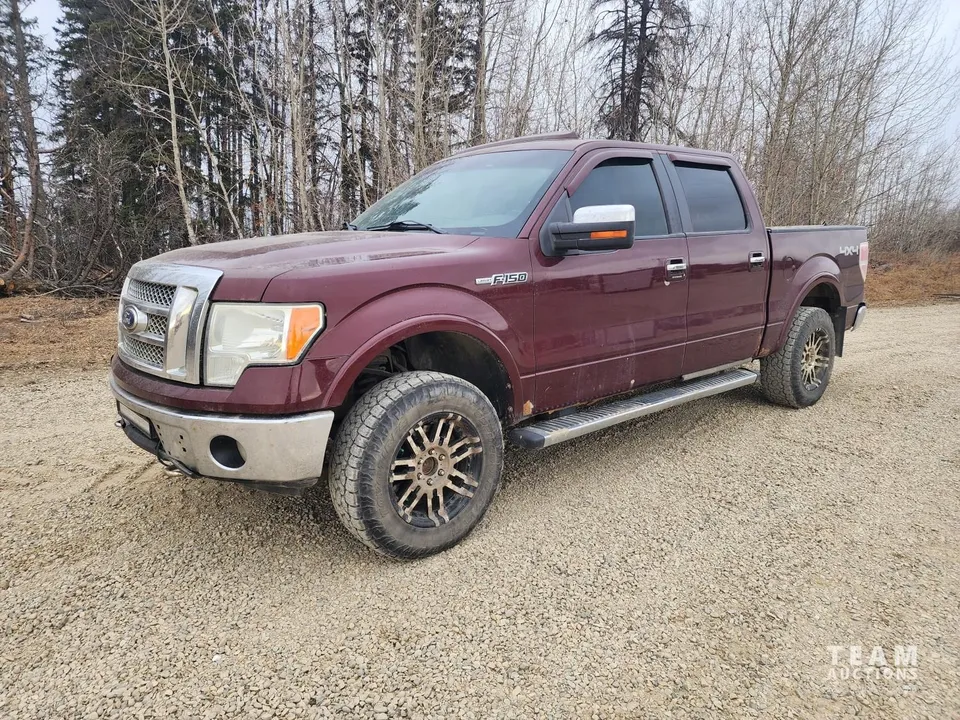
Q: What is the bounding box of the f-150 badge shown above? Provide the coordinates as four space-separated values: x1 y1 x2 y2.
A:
475 272 529 286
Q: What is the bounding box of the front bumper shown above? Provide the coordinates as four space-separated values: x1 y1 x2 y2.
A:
111 377 334 490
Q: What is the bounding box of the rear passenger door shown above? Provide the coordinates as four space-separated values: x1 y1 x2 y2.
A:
530 151 689 411
662 153 769 374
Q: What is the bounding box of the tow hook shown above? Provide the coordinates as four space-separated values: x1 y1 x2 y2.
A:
157 451 200 479
117 416 199 479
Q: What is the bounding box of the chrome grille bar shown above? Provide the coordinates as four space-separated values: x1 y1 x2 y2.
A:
127 279 177 308
117 262 222 384
122 336 165 367
145 313 167 337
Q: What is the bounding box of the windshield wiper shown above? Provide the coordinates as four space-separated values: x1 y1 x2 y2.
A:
342 222 359 230
363 219 445 234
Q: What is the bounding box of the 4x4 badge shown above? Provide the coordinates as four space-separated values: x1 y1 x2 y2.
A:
475 272 529 286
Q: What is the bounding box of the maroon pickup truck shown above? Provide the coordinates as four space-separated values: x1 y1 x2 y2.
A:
111 132 868 558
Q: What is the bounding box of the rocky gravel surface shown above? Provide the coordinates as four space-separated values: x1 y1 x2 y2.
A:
1 304 958 719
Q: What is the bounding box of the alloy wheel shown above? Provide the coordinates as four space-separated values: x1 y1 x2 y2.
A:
390 413 484 528
800 328 831 389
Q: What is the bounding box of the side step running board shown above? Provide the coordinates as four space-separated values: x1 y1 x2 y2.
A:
509 368 758 449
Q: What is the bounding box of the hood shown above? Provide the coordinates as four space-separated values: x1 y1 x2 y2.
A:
155 230 478 301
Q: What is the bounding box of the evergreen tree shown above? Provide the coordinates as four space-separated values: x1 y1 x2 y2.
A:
52 0 172 281
590 0 691 141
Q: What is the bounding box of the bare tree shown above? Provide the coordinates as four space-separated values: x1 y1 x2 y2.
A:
1 0 47 282
102 0 198 245
0 37 18 260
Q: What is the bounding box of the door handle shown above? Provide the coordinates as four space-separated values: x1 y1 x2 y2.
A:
749 251 766 269
666 259 687 280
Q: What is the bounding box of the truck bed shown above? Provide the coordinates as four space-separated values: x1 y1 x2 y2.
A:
764 224 868 353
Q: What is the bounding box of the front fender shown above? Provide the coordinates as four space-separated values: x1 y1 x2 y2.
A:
304 287 528 413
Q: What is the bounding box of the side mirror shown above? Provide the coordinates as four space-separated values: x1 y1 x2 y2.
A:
544 204 635 256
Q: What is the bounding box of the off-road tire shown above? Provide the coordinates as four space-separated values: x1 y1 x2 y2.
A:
760 306 836 408
328 371 504 559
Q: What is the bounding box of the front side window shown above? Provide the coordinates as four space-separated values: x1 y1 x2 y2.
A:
569 159 668 237
353 149 572 237
674 163 748 233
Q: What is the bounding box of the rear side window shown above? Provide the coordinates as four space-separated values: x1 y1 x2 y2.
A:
570 159 668 237
674 163 747 233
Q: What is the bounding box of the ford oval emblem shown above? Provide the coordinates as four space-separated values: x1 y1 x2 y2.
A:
121 305 147 333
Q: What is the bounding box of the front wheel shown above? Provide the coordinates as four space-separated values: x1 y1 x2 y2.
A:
759 306 836 408
328 371 504 559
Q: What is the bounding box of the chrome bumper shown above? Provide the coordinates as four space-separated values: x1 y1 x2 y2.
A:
111 378 334 487
851 303 867 331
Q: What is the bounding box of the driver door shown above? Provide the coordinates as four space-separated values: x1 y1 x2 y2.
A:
529 151 689 412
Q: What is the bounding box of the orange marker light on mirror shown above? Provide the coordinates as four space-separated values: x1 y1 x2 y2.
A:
284 305 324 360
589 229 628 240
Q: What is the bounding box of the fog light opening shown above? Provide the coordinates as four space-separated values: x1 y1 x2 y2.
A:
210 435 246 470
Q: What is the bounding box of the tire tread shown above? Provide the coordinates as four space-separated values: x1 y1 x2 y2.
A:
759 306 833 408
328 371 502 559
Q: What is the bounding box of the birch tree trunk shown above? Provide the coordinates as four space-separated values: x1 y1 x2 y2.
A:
154 0 197 245
2 0 47 280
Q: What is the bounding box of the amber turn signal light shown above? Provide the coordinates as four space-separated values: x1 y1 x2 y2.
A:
284 306 324 360
589 229 628 240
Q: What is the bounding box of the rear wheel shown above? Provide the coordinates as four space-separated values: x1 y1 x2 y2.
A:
759 306 836 408
328 371 504 559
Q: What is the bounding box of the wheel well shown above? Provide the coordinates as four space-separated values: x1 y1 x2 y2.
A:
800 282 841 317
344 331 513 421
800 282 845 355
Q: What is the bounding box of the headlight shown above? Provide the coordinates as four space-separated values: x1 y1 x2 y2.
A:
204 303 324 386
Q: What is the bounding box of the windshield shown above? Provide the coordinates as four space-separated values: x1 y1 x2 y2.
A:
353 149 572 237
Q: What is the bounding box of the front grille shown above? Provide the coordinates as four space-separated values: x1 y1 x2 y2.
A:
127 279 176 308
122 336 164 368
117 263 221 384
146 313 167 337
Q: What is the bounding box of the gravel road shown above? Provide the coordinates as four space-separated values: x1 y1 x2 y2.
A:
1 304 958 719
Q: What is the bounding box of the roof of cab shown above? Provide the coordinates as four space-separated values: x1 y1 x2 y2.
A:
452 131 735 162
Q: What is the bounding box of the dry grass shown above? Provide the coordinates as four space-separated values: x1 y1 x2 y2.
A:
867 252 960 306
0 295 117 372
0 255 956 373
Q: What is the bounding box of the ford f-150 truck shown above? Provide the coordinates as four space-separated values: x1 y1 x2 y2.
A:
111 132 868 558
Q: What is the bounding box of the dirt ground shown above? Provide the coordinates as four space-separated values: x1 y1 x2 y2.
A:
0 303 959 719
0 295 117 372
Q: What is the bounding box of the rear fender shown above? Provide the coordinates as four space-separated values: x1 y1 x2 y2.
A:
762 255 842 355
